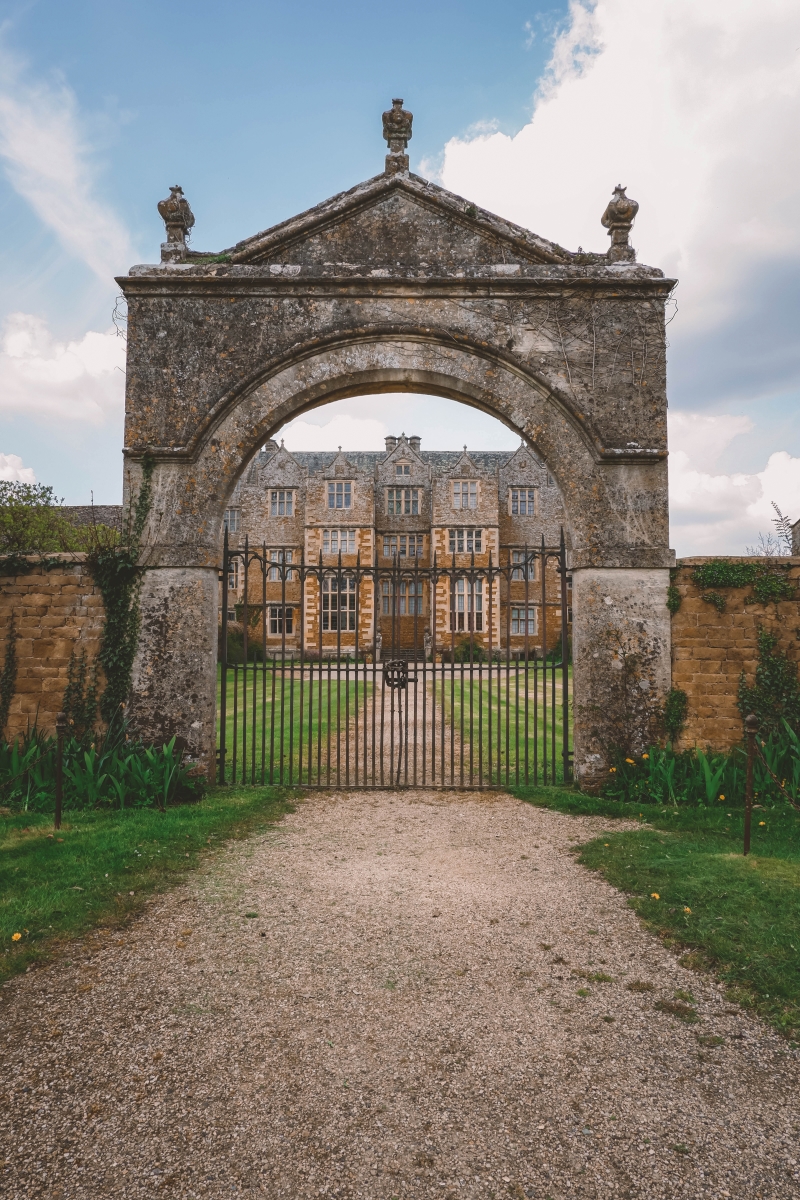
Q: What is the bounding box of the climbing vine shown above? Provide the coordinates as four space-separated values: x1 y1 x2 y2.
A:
692 559 795 608
738 628 800 738
88 457 154 725
0 617 18 737
661 686 688 743
61 648 99 740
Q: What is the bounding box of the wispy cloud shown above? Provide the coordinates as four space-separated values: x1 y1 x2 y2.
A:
0 44 135 280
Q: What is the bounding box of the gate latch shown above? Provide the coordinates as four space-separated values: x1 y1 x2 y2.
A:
382 659 417 690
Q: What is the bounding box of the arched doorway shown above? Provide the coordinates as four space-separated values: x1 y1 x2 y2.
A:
120 106 674 789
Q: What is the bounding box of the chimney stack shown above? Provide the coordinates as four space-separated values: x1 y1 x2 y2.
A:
384 435 398 454
409 435 421 453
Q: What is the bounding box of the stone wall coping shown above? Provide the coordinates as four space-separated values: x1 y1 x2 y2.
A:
676 555 800 566
1 552 89 566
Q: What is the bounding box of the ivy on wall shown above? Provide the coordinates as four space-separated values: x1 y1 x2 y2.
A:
738 628 800 737
662 686 688 743
0 617 18 736
693 559 795 608
88 457 154 726
61 648 99 740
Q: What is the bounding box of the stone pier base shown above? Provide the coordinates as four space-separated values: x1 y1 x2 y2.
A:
128 567 218 778
572 568 671 791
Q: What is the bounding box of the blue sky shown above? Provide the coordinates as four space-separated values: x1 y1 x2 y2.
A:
0 0 798 554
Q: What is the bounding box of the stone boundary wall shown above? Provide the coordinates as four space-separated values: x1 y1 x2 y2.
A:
670 556 800 751
0 555 105 740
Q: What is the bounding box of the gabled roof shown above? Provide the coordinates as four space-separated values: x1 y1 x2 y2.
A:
199 172 582 270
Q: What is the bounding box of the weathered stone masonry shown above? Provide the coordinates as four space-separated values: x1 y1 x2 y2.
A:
118 102 675 785
670 557 800 751
0 557 105 740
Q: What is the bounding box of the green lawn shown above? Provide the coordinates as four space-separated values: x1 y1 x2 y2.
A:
217 663 373 785
445 667 572 785
1 786 292 984
515 785 800 1042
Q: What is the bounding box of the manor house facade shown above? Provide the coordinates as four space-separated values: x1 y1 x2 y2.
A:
222 433 567 655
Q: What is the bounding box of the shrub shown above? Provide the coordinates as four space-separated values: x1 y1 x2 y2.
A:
738 628 800 738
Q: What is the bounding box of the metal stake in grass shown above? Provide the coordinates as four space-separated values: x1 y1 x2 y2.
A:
54 710 67 831
743 712 758 856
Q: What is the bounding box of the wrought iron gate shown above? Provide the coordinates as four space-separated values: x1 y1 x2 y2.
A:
217 534 572 789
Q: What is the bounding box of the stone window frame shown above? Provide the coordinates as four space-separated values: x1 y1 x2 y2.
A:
270 489 294 517
511 606 538 636
224 506 240 533
383 533 424 558
448 528 482 554
452 480 478 510
268 549 294 581
381 578 424 615
509 488 538 516
323 528 356 555
269 606 294 636
321 573 357 631
386 487 419 515
327 481 352 510
395 462 411 476
510 550 537 581
450 576 484 632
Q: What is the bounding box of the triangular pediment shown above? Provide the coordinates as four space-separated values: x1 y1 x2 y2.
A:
218 173 574 270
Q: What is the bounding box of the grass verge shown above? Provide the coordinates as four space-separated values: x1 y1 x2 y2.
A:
514 785 800 1042
1 786 294 985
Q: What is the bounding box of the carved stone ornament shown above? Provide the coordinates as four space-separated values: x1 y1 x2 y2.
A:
158 185 195 263
601 185 639 263
382 98 413 175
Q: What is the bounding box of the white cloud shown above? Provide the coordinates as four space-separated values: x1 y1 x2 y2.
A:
437 0 800 554
0 313 125 422
0 453 35 483
0 45 135 280
280 412 388 453
439 0 800 333
278 395 520 454
668 412 800 554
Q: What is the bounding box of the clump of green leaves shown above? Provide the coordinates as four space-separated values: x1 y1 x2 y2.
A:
738 628 800 738
666 584 682 615
662 687 688 742
692 559 794 609
701 591 727 613
0 723 201 814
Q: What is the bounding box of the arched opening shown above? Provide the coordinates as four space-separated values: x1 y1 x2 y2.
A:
214 384 573 792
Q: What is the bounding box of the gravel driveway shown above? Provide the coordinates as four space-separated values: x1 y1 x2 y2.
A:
2 790 799 1199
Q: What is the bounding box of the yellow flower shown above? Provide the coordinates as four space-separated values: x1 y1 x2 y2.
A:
609 767 616 773
625 758 635 764
642 753 649 760
759 821 766 826
718 794 725 801
11 932 21 942
651 893 660 900
683 907 692 914
604 843 610 847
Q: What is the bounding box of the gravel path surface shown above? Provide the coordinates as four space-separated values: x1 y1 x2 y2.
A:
2 790 799 1199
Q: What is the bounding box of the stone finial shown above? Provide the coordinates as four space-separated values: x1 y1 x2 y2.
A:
158 185 195 263
383 98 413 176
601 185 639 263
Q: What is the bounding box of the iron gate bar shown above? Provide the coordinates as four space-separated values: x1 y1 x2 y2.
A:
217 535 573 790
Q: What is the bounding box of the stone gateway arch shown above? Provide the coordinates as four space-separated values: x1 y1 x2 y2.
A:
118 102 675 789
